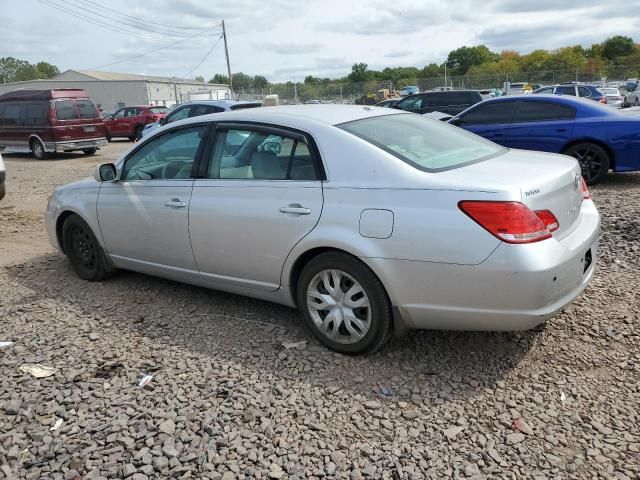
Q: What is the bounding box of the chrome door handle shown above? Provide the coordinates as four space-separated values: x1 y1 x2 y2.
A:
279 205 311 215
164 199 187 208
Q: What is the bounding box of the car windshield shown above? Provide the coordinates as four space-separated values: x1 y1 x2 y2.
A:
339 113 504 172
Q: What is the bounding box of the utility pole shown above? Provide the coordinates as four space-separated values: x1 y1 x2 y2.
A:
444 63 447 89
222 20 233 92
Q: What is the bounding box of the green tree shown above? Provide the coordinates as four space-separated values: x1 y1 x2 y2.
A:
253 75 269 89
194 75 205 82
34 61 59 79
446 45 499 75
208 73 229 84
231 72 253 90
421 63 442 77
348 62 370 82
602 36 634 61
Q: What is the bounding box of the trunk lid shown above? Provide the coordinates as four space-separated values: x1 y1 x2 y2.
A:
435 149 584 239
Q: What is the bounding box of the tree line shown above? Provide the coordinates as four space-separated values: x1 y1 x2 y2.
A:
0 57 60 84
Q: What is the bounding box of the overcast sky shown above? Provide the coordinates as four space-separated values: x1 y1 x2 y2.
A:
2 0 639 82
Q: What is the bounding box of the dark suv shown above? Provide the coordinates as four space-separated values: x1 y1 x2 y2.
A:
393 90 484 116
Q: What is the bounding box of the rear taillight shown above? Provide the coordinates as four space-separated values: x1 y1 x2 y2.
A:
581 177 591 199
458 201 552 244
599 97 607 104
534 209 559 232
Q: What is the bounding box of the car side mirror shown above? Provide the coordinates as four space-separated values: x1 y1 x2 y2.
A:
95 163 117 182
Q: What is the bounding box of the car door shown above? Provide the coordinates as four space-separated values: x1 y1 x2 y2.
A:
97 124 209 272
189 123 324 291
503 100 576 152
454 100 517 145
107 108 126 136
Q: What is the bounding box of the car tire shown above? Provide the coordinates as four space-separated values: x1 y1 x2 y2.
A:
106 133 112 142
636 98 639 107
31 138 51 160
563 142 610 186
134 125 143 141
62 214 116 281
0 182 5 201
296 252 392 354
83 148 97 155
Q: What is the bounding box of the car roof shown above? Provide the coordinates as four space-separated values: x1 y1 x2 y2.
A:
178 99 261 107
177 104 406 127
467 94 619 116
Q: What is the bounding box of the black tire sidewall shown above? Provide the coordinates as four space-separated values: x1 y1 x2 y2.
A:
565 143 610 185
296 252 392 354
31 139 48 160
62 215 110 281
83 148 97 155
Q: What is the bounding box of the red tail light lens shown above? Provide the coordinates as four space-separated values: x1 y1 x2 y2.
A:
458 201 552 244
599 97 607 104
581 177 591 199
534 209 559 232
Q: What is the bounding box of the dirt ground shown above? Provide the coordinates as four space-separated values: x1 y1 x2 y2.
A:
0 143 639 479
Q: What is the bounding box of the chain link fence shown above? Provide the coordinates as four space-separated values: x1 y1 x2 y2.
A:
232 65 640 104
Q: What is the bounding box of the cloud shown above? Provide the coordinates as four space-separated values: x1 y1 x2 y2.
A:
260 42 323 55
383 50 413 58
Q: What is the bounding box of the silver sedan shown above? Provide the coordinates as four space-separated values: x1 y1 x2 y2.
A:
45 106 600 353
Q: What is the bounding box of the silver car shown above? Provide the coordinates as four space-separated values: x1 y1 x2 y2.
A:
624 83 640 107
45 106 600 353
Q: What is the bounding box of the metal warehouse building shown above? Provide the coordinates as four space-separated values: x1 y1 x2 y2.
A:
0 70 230 112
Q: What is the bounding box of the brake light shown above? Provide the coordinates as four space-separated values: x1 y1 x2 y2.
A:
534 209 559 232
458 201 552 244
599 96 607 104
581 177 591 199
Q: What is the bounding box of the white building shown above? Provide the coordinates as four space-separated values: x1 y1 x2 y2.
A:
0 70 230 112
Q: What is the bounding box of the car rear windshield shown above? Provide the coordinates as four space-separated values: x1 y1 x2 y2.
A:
76 99 99 119
149 107 169 114
55 100 78 120
230 103 262 110
339 113 504 172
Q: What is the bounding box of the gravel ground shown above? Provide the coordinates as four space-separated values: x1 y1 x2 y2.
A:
0 143 639 480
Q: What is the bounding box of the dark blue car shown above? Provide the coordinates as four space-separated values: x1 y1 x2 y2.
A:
449 95 640 184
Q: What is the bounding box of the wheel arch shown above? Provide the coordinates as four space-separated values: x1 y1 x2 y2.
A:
29 134 50 152
561 138 615 170
56 209 98 254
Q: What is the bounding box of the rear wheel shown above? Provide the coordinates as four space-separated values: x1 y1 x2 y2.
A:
31 138 50 160
563 142 610 186
134 125 143 141
297 252 392 354
0 183 5 201
636 98 639 107
62 214 116 281
83 148 97 155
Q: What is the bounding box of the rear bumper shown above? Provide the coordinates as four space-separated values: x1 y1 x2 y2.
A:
367 200 600 331
45 138 107 152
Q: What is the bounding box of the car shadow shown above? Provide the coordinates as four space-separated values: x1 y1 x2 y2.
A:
592 171 640 190
5 253 541 403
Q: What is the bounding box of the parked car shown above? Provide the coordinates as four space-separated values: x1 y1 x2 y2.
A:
141 100 262 138
598 87 625 108
398 85 419 96
46 105 599 354
102 105 169 141
449 95 640 184
0 152 5 200
623 83 640 107
374 98 401 108
0 88 107 159
393 90 484 116
533 84 606 104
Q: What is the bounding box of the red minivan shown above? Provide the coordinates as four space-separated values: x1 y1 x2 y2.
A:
0 89 107 159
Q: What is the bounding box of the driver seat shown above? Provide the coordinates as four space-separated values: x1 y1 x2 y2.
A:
250 151 285 179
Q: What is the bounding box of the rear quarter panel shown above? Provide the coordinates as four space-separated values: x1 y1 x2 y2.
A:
572 118 640 172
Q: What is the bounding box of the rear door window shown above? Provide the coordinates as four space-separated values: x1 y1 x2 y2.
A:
578 86 593 98
55 100 79 120
167 107 191 123
557 86 576 96
1 103 23 126
459 102 517 125
25 103 46 126
513 101 576 122
76 99 99 119
190 105 224 116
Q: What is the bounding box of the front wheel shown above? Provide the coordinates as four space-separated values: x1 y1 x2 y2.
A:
563 142 610 186
62 214 116 281
297 252 392 354
83 148 97 155
134 125 143 141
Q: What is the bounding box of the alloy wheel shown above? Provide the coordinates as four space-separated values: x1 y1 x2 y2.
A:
306 269 371 344
571 147 603 184
33 141 44 159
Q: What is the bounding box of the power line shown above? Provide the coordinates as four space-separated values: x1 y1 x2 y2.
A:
85 25 222 71
64 0 208 38
182 34 224 79
39 0 181 42
75 0 217 31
